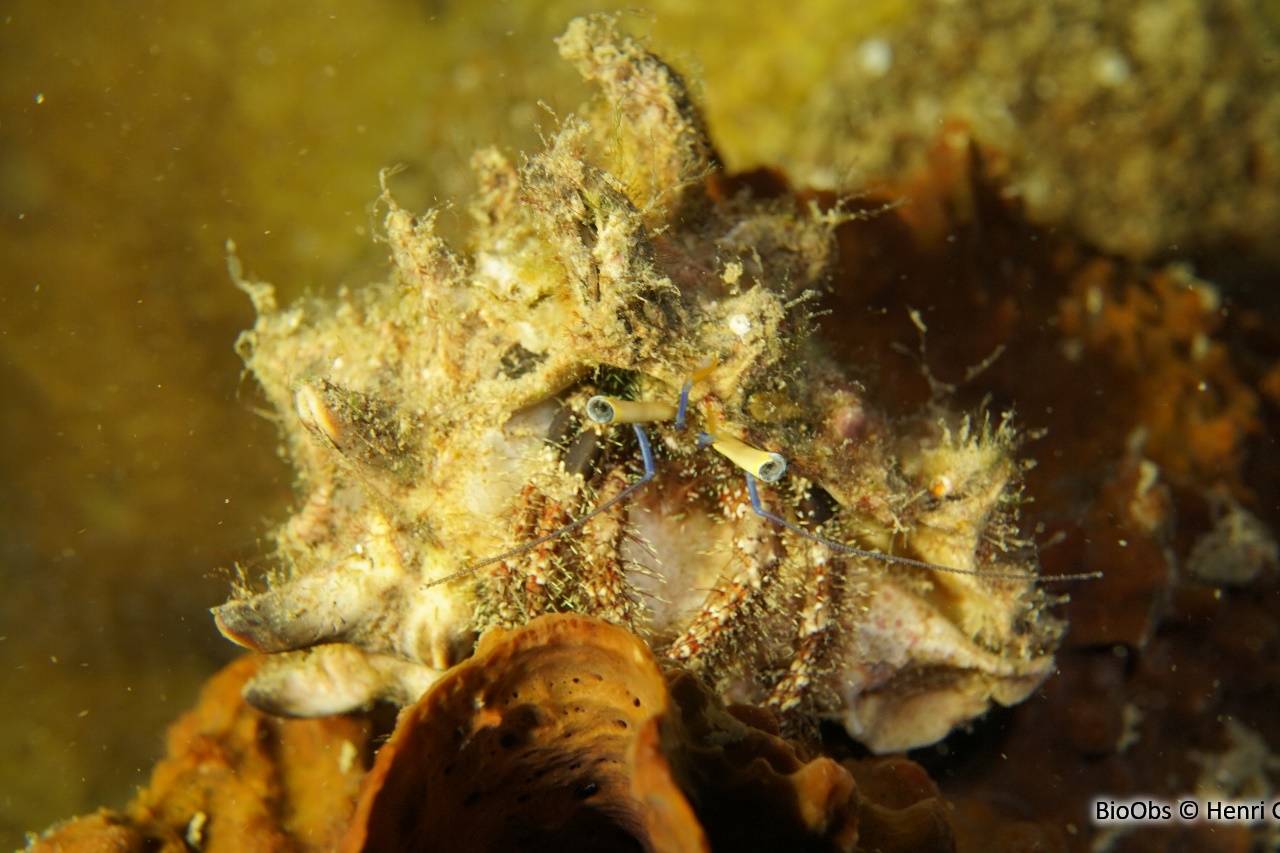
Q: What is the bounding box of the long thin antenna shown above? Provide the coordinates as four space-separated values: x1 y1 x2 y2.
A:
744 474 1102 583
421 423 656 590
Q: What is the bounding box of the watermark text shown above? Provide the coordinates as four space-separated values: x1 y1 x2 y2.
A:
1093 798 1280 825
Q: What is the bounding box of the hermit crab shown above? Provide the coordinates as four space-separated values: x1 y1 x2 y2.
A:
213 16 1078 752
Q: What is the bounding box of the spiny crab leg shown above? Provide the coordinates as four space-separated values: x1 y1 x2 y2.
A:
740 473 1101 582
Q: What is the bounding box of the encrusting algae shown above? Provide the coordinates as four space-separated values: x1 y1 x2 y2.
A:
209 15 1069 756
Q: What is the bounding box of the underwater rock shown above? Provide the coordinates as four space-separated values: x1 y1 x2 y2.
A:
25 656 371 853
343 613 953 853
212 14 1062 753
794 0 1280 264
28 616 958 852
660 669 950 853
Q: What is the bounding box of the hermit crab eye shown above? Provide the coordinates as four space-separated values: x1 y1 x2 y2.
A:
586 395 677 425
585 395 616 423
698 432 787 483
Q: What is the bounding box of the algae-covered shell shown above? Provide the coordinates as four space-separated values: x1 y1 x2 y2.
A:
213 15 1062 753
